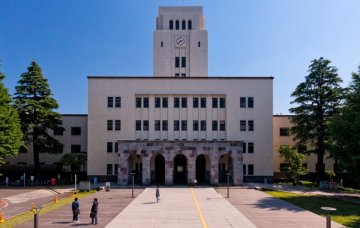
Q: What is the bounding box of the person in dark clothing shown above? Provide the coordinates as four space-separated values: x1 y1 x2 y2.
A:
90 198 98 225
156 185 160 203
72 197 80 223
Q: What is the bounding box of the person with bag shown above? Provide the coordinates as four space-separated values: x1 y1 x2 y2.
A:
90 198 98 225
72 197 80 223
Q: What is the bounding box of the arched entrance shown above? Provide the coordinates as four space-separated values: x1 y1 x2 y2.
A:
154 154 165 184
218 154 233 184
196 154 210 184
128 154 142 184
174 154 187 184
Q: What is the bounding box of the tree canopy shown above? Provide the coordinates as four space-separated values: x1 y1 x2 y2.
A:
278 145 307 184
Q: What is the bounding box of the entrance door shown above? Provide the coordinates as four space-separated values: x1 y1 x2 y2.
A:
196 155 206 183
155 155 165 184
174 154 187 184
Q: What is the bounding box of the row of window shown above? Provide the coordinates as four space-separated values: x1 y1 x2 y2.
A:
107 142 119 153
240 120 254 131
107 120 121 131
169 19 192 30
243 164 254 175
242 142 254 153
240 97 254 108
107 97 121 108
280 127 290 136
135 120 226 131
54 127 82 136
137 97 226 108
175 57 186 68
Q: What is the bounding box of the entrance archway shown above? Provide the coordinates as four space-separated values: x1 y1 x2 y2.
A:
196 154 210 184
174 154 187 184
154 154 165 184
218 154 233 184
128 154 142 184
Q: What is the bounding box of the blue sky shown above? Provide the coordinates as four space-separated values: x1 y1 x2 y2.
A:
1 0 359 114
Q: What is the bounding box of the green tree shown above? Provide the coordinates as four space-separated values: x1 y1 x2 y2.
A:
0 71 23 167
60 153 85 182
14 61 62 178
330 67 360 184
289 57 343 179
279 145 307 185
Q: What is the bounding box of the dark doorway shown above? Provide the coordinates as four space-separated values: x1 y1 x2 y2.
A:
196 155 207 184
218 154 233 184
155 155 165 185
174 154 187 184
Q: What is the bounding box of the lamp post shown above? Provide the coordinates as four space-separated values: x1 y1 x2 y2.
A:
131 172 135 198
32 205 41 228
321 207 336 228
226 172 230 198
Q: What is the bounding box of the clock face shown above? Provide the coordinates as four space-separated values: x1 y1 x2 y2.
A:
175 36 186 47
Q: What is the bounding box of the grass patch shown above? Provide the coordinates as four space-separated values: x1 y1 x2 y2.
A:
278 180 318 189
1 190 96 228
264 189 360 227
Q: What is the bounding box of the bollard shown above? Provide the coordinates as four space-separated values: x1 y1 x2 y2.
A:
72 192 75 199
54 196 58 204
0 212 5 223
321 207 336 228
32 202 35 210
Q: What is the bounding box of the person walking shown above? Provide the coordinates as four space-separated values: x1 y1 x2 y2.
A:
155 185 160 203
72 197 80 223
90 198 98 225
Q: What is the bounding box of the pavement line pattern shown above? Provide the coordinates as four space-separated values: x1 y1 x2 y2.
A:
190 188 208 228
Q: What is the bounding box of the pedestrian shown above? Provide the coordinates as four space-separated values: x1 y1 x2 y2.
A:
156 185 160 203
72 197 80 223
90 198 98 225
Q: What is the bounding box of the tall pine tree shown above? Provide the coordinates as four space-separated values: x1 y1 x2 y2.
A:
14 61 62 178
289 57 343 179
0 71 23 167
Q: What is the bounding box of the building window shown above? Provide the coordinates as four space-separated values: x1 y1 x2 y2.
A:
182 20 186 30
71 144 81 153
248 142 254 153
169 20 173 30
280 163 290 172
212 97 218 108
242 143 246 153
155 120 160 131
71 127 81 136
296 144 307 153
115 120 121 131
175 20 179 30
155 97 161 108
174 120 180 131
175 57 180 68
248 97 254 108
248 164 254 175
248 120 254 131
201 120 206 131
193 120 199 131
174 97 180 108
220 120 225 131
201 97 206 108
220 98 225 108
115 142 118 153
107 142 113 153
240 120 246 131
181 73 186 77
181 97 187 108
212 120 218 131
240 97 246 108
198 41 201 47
143 97 149 108
136 120 141 131
107 120 113 131
280 127 290 136
107 97 113 108
181 120 187 131
143 120 149 131
193 97 199 108
161 41 163 47
19 146 27 153
243 164 247 175
115 97 121 108
188 20 192 30
162 120 168 131
181 57 186 67
107 164 113 175
115 164 118 174
175 73 180 77
162 97 168 108
136 97 141 108
53 128 64 136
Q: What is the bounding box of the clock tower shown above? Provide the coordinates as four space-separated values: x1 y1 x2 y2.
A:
153 6 208 77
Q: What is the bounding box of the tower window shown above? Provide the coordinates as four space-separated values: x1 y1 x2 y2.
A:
198 42 201 47
188 20 192 30
182 20 186 30
175 57 180 68
175 20 179 30
161 41 163 47
181 57 186 67
169 20 173 30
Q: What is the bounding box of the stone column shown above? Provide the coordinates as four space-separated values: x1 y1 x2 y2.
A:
210 155 219 185
187 156 196 185
118 152 129 186
142 156 151 185
232 152 243 185
165 153 173 185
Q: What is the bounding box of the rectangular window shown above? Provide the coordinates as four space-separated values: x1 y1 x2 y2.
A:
115 97 121 108
143 97 149 108
248 164 254 175
19 146 27 153
248 142 254 153
115 164 118 174
220 98 225 108
115 120 121 131
193 120 199 131
174 120 180 131
212 97 218 108
181 120 187 131
242 143 246 153
107 142 113 153
162 97 168 108
136 97 141 108
107 120 113 131
71 127 81 136
248 120 254 131
115 142 118 153
243 164 247 175
175 73 180 77
212 120 218 131
107 164 113 175
201 120 206 131
53 128 64 136
201 97 206 108
162 120 168 131
143 120 149 131
108 97 113 108
174 97 180 108
220 120 225 131
181 57 186 67
175 57 180 68
280 127 290 136
240 120 246 131
155 120 160 131
280 163 290 172
193 97 199 108
181 97 187 108
248 97 254 108
240 97 246 108
155 97 161 108
181 73 186 77
198 41 201 47
71 144 81 153
136 120 141 131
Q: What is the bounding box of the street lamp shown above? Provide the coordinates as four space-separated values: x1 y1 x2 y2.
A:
321 207 336 228
131 172 135 198
226 172 230 198
32 205 41 228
